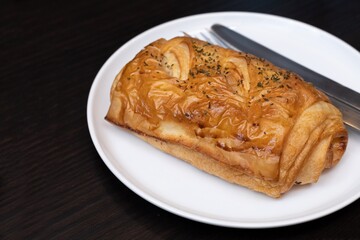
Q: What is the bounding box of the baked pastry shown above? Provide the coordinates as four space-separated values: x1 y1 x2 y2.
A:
105 37 348 197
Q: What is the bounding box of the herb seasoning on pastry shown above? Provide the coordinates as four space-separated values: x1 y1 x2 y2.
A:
105 37 348 198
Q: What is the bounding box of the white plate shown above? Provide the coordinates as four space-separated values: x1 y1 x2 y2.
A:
87 12 360 228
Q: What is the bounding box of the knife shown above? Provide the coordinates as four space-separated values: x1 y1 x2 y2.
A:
211 24 360 131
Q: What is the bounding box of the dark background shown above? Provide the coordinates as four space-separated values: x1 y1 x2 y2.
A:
1 0 360 239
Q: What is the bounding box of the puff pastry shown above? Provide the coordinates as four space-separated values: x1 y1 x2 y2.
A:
105 37 348 197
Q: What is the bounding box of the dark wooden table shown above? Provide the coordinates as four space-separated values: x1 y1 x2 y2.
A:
2 0 360 239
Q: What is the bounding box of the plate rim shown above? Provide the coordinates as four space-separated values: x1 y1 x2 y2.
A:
87 11 360 228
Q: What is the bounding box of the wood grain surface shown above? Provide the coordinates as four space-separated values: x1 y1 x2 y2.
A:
1 0 360 239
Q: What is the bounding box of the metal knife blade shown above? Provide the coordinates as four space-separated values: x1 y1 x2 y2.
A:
211 23 360 131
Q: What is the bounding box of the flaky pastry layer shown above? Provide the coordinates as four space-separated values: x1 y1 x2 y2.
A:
105 37 348 197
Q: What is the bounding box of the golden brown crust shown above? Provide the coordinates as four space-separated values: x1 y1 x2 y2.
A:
105 36 348 197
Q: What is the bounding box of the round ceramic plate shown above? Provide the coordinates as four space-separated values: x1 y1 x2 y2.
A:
87 12 360 228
